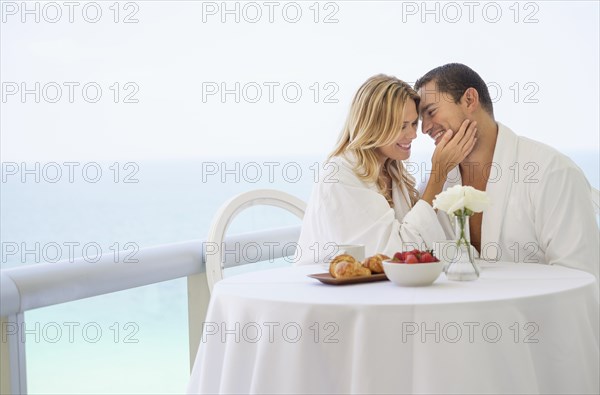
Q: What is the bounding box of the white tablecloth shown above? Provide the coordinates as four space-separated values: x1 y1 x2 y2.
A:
187 263 599 394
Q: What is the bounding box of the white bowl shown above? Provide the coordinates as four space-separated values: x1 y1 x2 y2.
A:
383 260 444 286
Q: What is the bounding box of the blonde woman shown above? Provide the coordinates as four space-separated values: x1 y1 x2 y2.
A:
296 74 477 264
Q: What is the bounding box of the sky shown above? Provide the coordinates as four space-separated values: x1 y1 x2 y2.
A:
1 0 599 161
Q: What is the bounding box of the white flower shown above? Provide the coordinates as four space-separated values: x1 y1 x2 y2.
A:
463 186 491 213
432 185 463 213
433 185 490 216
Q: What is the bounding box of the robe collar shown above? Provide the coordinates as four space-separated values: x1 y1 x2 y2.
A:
443 122 520 260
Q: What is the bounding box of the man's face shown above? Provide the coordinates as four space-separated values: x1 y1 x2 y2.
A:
417 80 467 146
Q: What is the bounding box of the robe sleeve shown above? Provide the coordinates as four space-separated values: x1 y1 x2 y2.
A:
532 165 600 280
296 166 446 264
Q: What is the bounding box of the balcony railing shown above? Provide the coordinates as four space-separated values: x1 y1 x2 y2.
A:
0 225 301 395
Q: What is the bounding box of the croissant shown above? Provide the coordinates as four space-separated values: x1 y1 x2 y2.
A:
362 254 390 274
329 254 355 276
329 254 371 278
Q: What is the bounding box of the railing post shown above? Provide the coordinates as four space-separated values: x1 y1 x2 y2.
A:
187 273 210 371
1 314 27 394
1 316 10 394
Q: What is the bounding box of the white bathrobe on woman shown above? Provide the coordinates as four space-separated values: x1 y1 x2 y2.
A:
435 123 599 279
296 153 446 265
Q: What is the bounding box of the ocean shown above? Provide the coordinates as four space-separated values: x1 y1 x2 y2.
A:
1 152 598 393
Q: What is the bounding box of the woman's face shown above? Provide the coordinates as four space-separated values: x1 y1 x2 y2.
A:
376 100 419 162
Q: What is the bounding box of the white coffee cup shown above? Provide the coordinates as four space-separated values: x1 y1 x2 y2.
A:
333 244 365 262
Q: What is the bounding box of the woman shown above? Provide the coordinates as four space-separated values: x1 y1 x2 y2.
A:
296 74 477 264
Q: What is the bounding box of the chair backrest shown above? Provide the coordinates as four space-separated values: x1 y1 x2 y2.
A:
205 189 306 293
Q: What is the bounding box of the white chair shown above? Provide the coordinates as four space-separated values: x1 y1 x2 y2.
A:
205 189 306 293
592 187 600 227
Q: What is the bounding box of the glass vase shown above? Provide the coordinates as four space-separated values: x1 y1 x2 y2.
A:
445 213 480 281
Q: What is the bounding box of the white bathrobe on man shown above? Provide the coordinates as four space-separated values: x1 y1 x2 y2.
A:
435 123 599 279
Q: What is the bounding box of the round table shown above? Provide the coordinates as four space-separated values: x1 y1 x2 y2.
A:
187 262 599 394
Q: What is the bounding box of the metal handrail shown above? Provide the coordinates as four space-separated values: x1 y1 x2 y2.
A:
0 226 300 316
0 239 204 317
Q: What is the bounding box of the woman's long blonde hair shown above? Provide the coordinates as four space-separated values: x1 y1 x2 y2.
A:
329 74 419 207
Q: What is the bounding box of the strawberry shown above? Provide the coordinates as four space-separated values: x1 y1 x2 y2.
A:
409 249 421 261
391 249 438 263
404 254 419 264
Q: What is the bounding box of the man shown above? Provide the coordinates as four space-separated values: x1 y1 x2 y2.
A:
415 63 599 279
